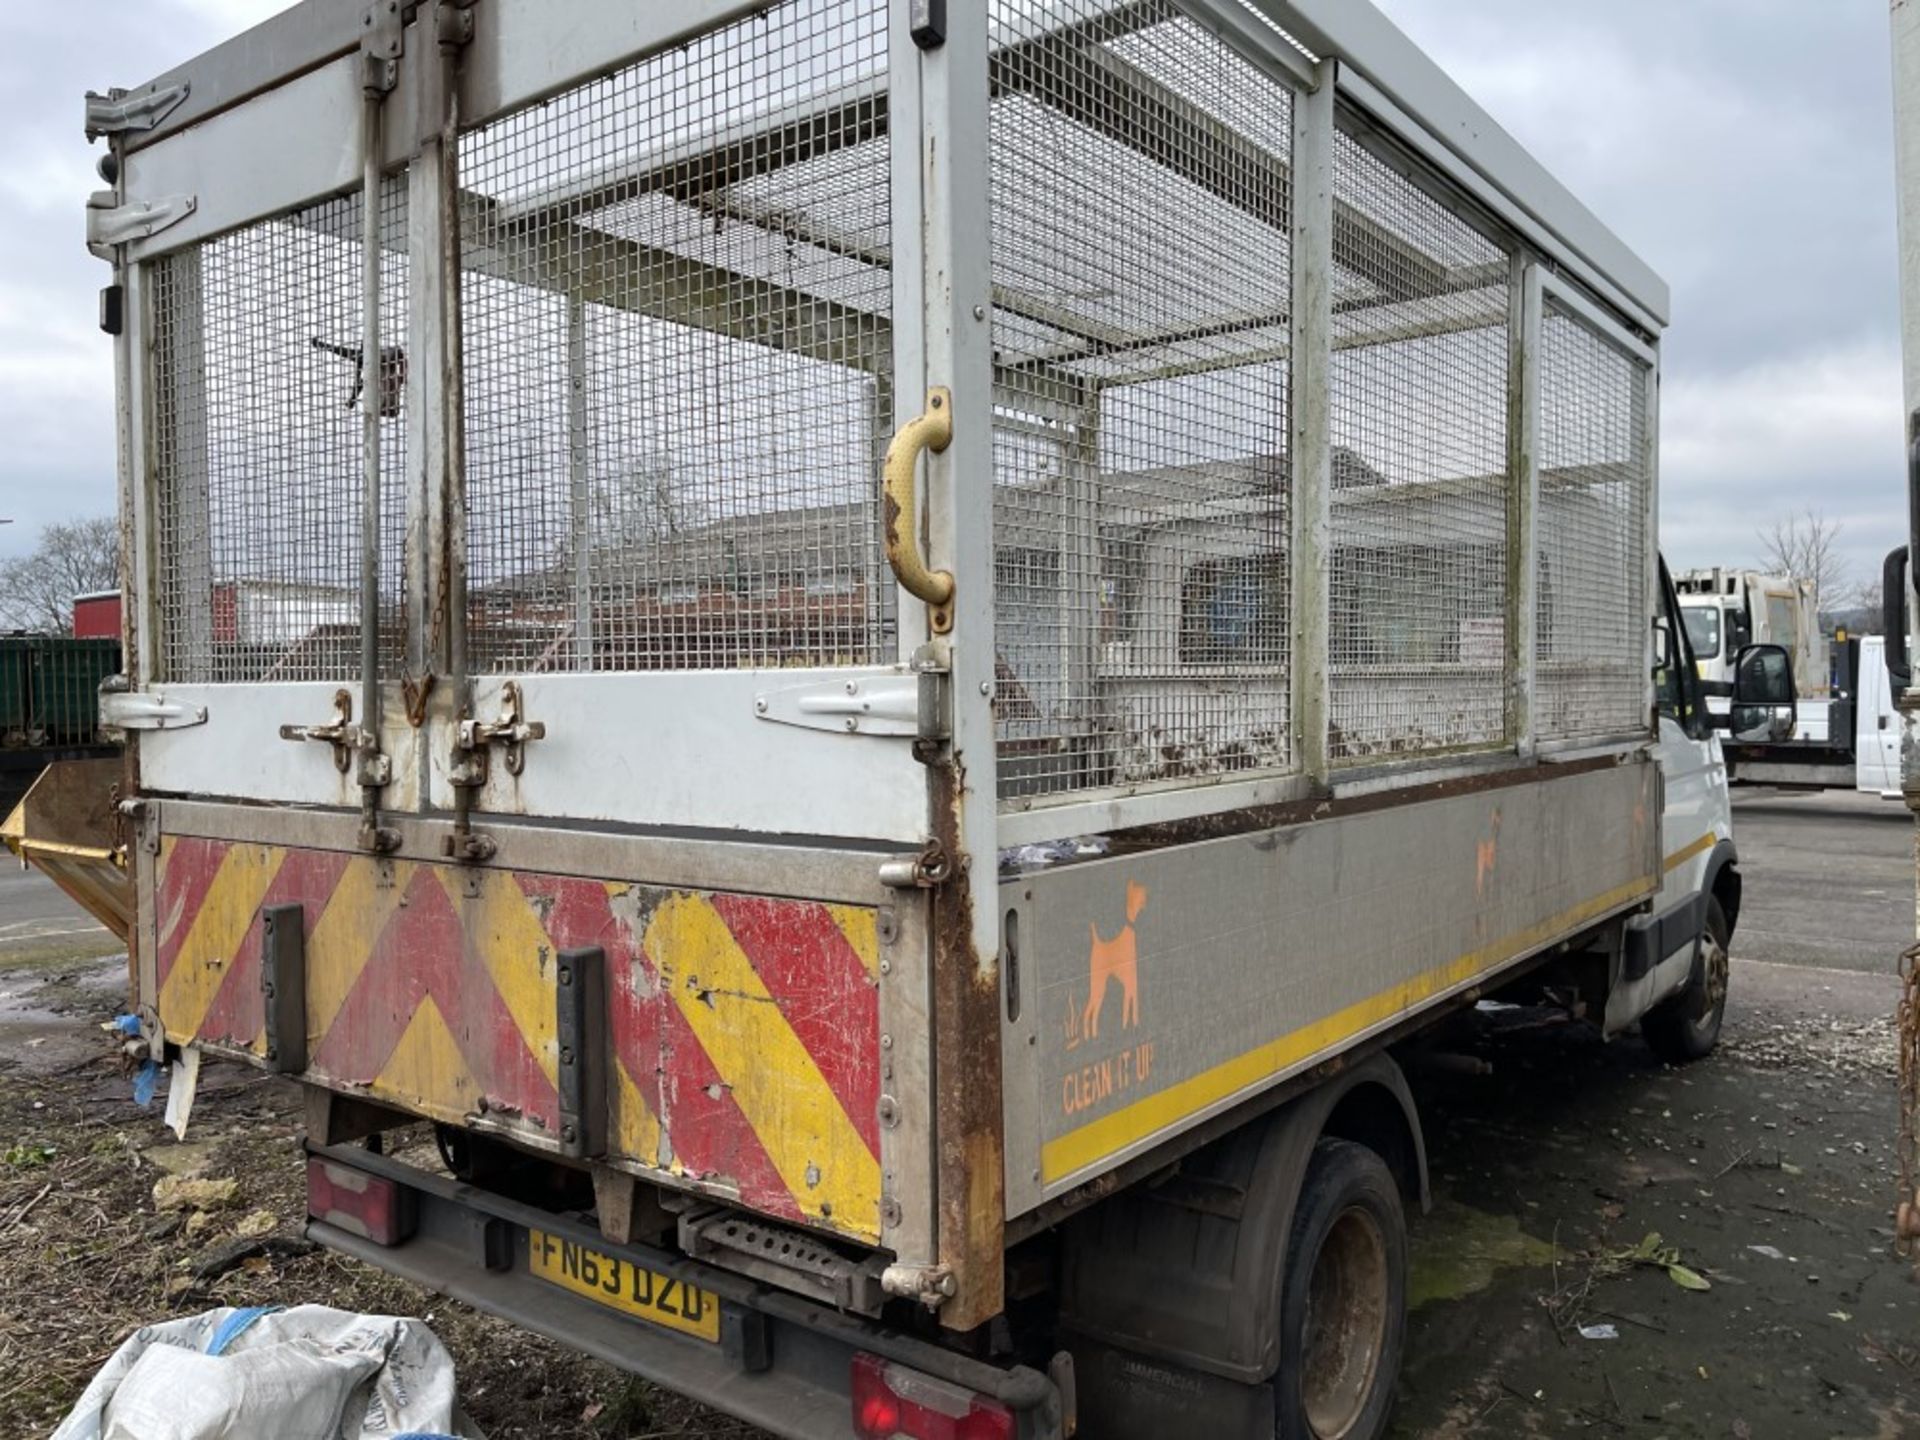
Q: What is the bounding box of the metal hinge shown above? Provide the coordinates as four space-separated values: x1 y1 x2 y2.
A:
880 1261 957 1311
362 0 406 95
99 683 207 733
86 191 196 259
84 83 190 141
754 673 921 737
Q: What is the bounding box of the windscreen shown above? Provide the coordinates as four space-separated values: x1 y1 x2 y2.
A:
1682 604 1721 660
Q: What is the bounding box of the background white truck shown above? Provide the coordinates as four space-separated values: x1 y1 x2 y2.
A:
29 1 1804 1436
1676 567 1828 735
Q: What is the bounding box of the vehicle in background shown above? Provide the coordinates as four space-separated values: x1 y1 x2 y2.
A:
1676 568 1828 740
37 3 1807 1437
72 590 122 641
1722 633 1902 797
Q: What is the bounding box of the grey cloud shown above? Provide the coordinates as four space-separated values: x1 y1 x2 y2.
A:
2 2 1909 593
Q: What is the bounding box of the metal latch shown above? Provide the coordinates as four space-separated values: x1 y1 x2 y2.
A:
754 673 921 736
452 680 544 786
84 82 190 140
279 688 388 784
86 190 196 259
99 683 207 733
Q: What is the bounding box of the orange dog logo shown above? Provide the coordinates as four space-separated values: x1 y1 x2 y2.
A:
1083 880 1148 1040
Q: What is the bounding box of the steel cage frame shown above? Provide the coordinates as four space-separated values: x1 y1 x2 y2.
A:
96 0 1668 1326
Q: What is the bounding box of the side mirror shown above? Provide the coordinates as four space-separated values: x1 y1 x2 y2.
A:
1886 545 1911 689
1723 643 1797 743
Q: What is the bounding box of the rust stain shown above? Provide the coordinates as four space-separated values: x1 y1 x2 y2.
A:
929 749 1006 1332
1475 810 1502 899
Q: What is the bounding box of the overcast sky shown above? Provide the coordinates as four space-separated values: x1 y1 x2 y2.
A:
0 0 1906 598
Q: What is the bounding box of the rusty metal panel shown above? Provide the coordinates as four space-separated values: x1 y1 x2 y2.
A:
999 757 1659 1212
152 836 886 1243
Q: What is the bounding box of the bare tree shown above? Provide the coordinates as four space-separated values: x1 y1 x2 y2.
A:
1852 572 1885 623
1755 509 1847 618
0 518 119 635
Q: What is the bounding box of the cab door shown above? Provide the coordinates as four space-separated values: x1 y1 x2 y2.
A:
1652 560 1727 916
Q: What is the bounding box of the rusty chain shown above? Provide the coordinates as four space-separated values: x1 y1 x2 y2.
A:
1898 941 1920 1256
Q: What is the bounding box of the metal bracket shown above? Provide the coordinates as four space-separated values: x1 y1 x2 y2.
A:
754 672 921 737
434 0 477 51
260 904 308 1075
554 947 606 1160
361 0 406 96
99 682 207 733
910 0 948 49
86 190 197 259
84 82 190 140
455 680 545 780
681 1208 891 1314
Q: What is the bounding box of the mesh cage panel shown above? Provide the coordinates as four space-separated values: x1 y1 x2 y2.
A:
455 0 892 674
1536 301 1652 743
987 0 1295 804
149 179 410 684
1327 125 1511 764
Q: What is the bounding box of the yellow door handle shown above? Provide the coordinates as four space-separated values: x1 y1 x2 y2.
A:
884 386 955 634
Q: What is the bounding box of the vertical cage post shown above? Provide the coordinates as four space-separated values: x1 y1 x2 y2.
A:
1290 61 1335 789
910 1 1005 1331
566 298 593 669
1507 256 1541 756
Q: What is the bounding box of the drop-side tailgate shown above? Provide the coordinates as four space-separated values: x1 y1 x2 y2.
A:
152 834 886 1242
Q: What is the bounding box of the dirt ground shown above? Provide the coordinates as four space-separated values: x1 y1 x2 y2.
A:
1 932 1916 1437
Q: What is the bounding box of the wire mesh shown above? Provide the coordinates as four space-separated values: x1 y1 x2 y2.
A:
1326 123 1512 764
148 180 410 685
1535 300 1652 743
987 0 1296 803
455 0 893 674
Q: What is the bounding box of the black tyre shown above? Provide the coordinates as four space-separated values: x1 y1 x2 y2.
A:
1275 1138 1407 1440
1642 895 1731 1064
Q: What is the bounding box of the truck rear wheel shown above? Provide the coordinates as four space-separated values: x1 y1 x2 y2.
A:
1642 896 1731 1064
1276 1138 1406 1440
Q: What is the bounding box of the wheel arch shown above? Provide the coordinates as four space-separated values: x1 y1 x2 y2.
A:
1058 1051 1427 1388
1704 840 1741 937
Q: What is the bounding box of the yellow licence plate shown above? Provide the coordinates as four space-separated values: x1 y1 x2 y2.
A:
528 1229 721 1344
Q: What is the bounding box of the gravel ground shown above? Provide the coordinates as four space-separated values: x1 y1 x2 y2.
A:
2 934 1917 1438
0 953 760 1440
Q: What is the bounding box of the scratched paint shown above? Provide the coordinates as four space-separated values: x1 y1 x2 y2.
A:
151 838 885 1242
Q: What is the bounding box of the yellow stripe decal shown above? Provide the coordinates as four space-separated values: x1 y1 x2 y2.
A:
1663 833 1715 873
614 1059 669 1173
1042 877 1656 1185
306 857 415 1040
825 903 882 980
647 894 881 1233
372 994 479 1126
437 867 560 1087
158 843 287 1043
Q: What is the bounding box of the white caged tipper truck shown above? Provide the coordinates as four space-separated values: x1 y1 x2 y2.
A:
49 1 1798 1435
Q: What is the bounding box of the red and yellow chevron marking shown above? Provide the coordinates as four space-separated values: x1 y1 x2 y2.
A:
153 837 884 1241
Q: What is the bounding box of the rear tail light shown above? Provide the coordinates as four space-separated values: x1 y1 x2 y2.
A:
306 1157 416 1245
851 1353 1015 1440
